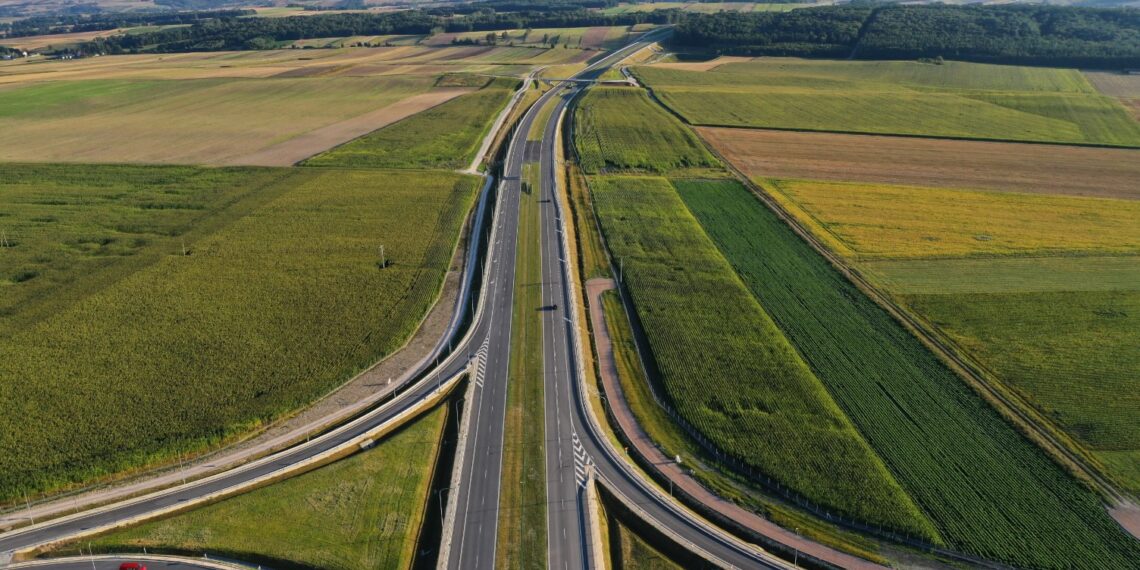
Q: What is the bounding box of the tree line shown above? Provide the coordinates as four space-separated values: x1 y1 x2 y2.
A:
0 10 253 38
674 3 1140 68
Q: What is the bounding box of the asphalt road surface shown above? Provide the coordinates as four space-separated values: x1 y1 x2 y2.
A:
2 29 788 570
9 557 231 570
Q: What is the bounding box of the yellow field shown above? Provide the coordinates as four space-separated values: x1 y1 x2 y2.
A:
761 178 1140 259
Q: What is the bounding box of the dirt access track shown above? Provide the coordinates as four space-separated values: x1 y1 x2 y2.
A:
700 127 1140 201
225 88 471 166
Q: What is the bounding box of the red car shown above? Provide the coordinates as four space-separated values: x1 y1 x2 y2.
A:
119 563 147 570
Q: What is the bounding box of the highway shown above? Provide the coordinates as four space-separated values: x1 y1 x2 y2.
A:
2 29 792 570
529 46 791 569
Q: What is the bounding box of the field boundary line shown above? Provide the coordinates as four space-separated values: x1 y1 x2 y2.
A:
698 130 1129 506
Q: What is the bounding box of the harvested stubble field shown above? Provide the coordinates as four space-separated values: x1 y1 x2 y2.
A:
304 80 516 170
226 88 473 167
575 87 719 174
0 165 478 501
635 58 1140 147
674 178 1140 568
0 75 440 165
61 407 449 570
588 175 936 539
700 127 1140 200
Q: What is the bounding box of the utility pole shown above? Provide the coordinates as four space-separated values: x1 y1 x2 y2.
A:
23 489 34 525
379 245 385 268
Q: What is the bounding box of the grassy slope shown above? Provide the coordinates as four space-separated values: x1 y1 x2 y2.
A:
611 519 684 570
675 178 1140 568
575 87 720 174
304 82 516 170
0 76 433 164
496 165 547 569
760 178 1140 260
567 164 611 279
634 59 1140 147
588 175 935 538
60 406 448 570
0 167 477 501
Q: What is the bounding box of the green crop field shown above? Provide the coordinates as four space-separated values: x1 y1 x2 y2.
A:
0 165 477 501
574 87 720 174
588 175 936 539
633 59 1140 146
57 406 448 570
305 81 516 170
674 178 1140 568
906 289 1140 484
760 175 1140 492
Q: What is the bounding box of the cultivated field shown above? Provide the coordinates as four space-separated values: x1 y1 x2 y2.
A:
0 44 580 165
426 26 640 50
759 178 1140 259
226 88 472 166
60 406 448 570
748 173 1140 492
0 46 575 84
304 80 516 170
588 175 936 538
676 179 1140 568
0 165 478 501
700 127 1140 200
0 75 437 164
634 58 1140 146
575 87 719 173
0 29 127 50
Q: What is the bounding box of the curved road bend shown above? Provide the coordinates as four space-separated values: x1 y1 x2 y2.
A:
9 555 243 570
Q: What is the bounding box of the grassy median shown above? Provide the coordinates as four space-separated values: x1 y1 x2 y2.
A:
495 163 548 569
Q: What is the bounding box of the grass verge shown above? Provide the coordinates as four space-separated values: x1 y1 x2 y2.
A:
49 406 449 570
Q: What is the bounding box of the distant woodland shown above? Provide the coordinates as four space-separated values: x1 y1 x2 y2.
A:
6 0 1138 68
674 4 1140 68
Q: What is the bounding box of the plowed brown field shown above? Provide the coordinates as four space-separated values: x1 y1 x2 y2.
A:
699 127 1140 200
